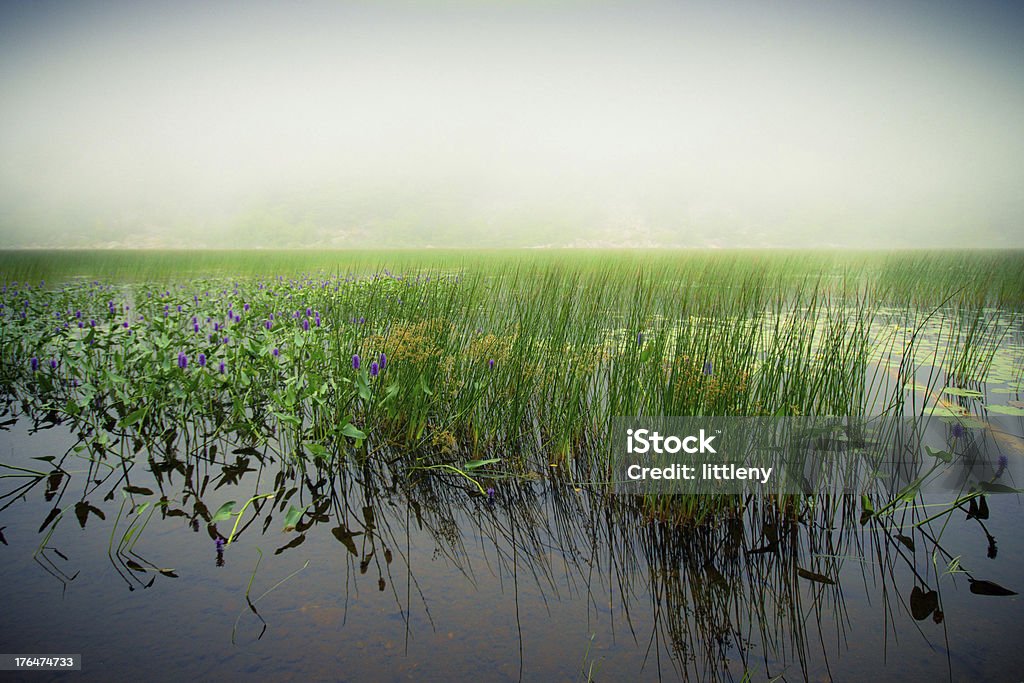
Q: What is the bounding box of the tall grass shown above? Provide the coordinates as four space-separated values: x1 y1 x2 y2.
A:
1 249 1020 489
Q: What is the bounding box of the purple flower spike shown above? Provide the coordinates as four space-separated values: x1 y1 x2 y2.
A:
488 358 495 370
265 320 272 330
218 361 226 374
951 423 966 439
352 354 361 370
198 353 206 367
30 357 39 372
49 358 57 369
177 352 188 369
244 303 250 312
370 361 379 377
272 347 280 357
302 318 310 331
703 361 713 375
379 352 387 369
215 537 225 551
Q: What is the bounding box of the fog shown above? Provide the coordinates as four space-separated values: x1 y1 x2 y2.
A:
1 1 1022 248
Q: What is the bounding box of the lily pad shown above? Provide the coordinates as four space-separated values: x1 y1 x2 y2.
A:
987 404 1024 416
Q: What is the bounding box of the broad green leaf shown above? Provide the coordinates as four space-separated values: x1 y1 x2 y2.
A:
987 404 1024 416
306 443 329 459
341 423 366 440
211 500 236 522
282 504 303 532
942 387 984 398
118 407 147 428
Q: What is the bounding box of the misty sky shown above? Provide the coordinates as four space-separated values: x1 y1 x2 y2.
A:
1 0 1022 248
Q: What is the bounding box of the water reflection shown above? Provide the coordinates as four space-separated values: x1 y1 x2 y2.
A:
0 394 1022 681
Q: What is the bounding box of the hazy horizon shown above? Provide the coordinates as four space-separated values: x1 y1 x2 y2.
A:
2 0 1023 249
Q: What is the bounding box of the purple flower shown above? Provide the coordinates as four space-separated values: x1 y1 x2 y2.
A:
265 320 272 330
379 352 387 369
359 317 365 325
487 487 495 500
951 423 966 439
352 354 360 370
30 357 39 372
215 537 225 551
49 358 57 369
272 347 280 357
302 318 310 331
177 352 188 369
306 307 312 316
193 323 200 333
370 361 379 377
218 360 226 374
198 353 206 367
314 315 321 327
703 361 713 376
488 358 495 370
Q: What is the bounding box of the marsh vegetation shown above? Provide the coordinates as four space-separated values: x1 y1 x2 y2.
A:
0 250 1021 681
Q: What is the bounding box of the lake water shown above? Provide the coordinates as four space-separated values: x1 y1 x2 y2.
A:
1 404 1022 682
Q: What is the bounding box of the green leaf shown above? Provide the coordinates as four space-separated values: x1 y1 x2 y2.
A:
942 387 984 398
859 495 874 525
419 374 433 396
987 404 1024 416
341 423 366 440
463 458 501 471
211 501 236 522
272 411 301 427
928 405 966 418
925 446 953 463
282 504 303 532
305 443 329 460
118 407 147 428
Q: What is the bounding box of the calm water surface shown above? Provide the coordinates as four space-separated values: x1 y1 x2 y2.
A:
0 411 1022 682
